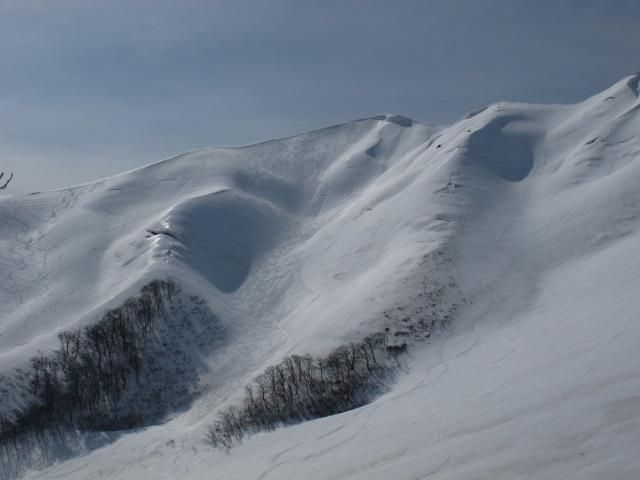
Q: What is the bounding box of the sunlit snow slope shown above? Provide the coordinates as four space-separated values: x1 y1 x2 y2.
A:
2 73 640 479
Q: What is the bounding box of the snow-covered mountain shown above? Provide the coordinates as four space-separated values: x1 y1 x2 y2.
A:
1 72 640 479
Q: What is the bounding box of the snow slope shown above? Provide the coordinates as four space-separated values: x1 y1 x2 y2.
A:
2 73 640 479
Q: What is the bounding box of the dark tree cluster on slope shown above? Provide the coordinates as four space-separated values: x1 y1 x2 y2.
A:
0 280 176 452
207 333 405 450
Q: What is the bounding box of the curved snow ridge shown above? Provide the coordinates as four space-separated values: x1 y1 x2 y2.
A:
625 71 640 97
154 189 292 293
459 113 538 181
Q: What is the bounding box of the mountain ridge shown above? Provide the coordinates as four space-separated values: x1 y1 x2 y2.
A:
1 73 640 479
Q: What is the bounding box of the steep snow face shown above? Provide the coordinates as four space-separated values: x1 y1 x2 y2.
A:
3 73 640 479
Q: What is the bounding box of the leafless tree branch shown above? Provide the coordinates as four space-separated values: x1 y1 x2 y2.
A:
0 172 13 190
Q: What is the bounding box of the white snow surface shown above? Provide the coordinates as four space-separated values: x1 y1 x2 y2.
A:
2 73 640 479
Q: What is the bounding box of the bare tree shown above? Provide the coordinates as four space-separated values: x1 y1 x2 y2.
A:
0 172 12 190
205 333 401 450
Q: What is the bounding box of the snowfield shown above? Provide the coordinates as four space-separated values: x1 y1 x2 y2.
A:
1 73 640 479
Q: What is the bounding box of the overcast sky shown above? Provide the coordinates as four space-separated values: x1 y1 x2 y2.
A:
1 0 638 193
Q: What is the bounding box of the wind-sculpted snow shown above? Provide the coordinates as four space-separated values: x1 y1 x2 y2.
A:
160 190 289 293
2 74 640 479
462 114 536 181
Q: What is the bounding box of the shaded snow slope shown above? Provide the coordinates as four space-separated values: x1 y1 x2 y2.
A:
2 73 640 479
